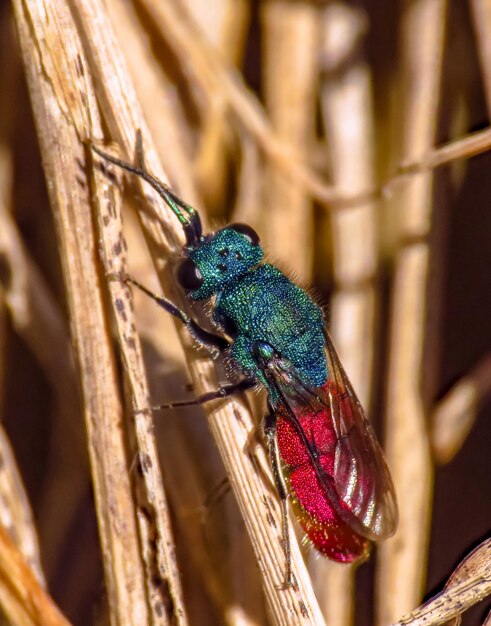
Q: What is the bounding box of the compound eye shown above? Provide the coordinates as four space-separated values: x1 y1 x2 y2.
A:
228 223 260 246
176 257 203 291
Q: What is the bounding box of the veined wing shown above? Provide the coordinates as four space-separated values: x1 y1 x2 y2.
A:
262 334 398 541
321 331 398 539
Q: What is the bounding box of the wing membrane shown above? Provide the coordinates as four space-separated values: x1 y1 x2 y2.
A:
264 333 398 541
322 331 398 539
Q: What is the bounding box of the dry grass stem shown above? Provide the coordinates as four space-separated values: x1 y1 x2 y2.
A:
124 222 264 625
311 4 378 625
336 123 491 210
0 405 43 590
393 538 491 626
0 200 87 581
105 0 198 206
188 0 250 209
0 136 88 584
231 129 262 226
377 1 447 623
430 352 491 463
11 0 150 623
0 423 44 587
470 0 491 112
0 525 70 626
71 0 325 622
130 0 491 212
393 126 491 179
91 154 188 623
0 95 86 593
134 0 346 206
260 0 318 281
0 154 45 586
0 184 76 410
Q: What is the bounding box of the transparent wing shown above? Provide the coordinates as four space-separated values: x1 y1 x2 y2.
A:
321 331 398 539
266 332 398 541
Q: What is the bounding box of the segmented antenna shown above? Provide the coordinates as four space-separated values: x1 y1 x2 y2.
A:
90 134 202 246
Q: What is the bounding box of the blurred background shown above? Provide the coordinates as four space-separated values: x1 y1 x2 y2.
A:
0 0 490 624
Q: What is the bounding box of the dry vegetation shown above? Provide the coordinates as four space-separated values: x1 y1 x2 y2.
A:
0 0 490 625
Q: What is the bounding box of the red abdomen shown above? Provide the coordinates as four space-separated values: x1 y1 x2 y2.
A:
275 383 370 562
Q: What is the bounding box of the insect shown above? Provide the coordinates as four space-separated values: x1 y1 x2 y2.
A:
91 138 398 585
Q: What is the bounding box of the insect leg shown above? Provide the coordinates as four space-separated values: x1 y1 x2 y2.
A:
146 378 256 411
111 273 230 353
264 410 293 588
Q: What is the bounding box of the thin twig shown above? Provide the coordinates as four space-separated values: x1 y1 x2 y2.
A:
430 352 491 463
392 538 491 626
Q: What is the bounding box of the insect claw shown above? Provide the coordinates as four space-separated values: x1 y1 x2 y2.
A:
132 406 153 417
273 546 295 591
275 571 294 591
106 271 129 284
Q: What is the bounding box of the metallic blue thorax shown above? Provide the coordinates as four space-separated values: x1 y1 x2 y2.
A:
186 228 328 391
216 264 327 389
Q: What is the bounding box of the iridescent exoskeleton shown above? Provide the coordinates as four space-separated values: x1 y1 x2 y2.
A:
92 139 398 584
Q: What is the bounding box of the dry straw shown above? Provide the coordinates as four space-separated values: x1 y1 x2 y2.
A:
0 0 490 625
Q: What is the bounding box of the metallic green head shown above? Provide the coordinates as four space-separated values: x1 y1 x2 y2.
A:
176 224 263 300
